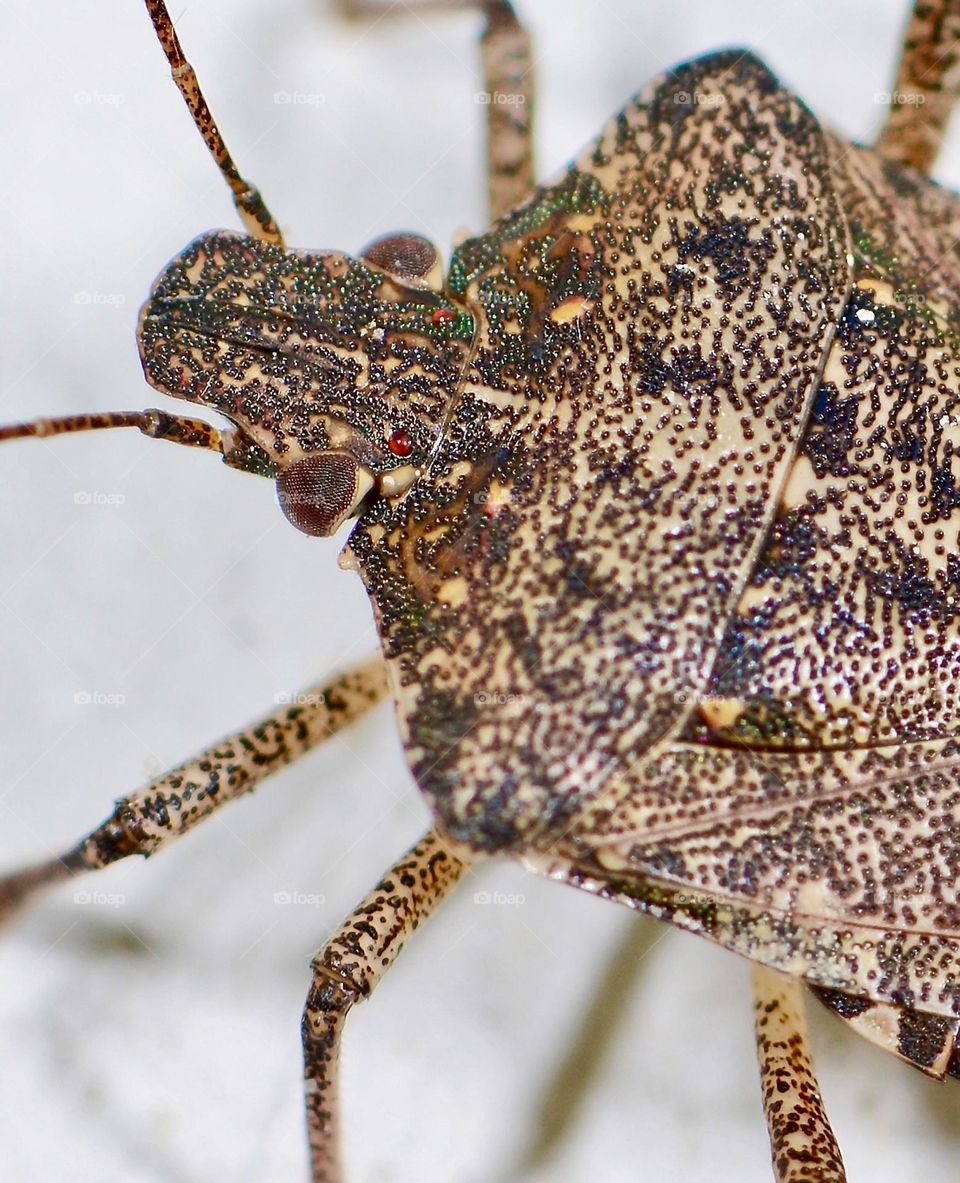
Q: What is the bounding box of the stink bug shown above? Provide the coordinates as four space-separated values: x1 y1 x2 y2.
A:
5 2 960 1183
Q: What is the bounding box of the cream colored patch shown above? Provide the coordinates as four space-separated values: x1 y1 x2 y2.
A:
379 465 419 498
850 1004 901 1054
699 697 745 730
780 454 817 511
184 256 206 286
337 545 361 573
794 880 830 917
437 576 469 608
593 844 632 872
564 213 602 233
483 480 514 513
852 1003 956 1077
858 279 895 305
549 295 591 324
345 468 375 521
736 583 773 616
324 419 356 446
820 338 848 390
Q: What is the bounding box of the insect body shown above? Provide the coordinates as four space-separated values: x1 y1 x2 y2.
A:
3 1 960 1180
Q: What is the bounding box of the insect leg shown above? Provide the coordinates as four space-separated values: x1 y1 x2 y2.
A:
752 965 846 1183
336 1 534 222
0 655 388 921
477 2 535 221
142 0 283 243
876 0 960 176
301 827 469 1183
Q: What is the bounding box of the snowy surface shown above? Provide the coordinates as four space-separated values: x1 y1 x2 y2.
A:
2 2 960 1181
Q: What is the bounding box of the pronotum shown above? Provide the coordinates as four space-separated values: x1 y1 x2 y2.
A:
3 2 960 1181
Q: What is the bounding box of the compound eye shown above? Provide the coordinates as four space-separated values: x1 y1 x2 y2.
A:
360 232 441 288
276 452 374 537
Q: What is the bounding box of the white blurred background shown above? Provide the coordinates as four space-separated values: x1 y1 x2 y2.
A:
2 2 959 1180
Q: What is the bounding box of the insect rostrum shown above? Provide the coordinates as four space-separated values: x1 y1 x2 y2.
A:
3 1 960 1180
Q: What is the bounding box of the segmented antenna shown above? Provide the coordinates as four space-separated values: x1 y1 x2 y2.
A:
0 409 226 453
143 0 283 243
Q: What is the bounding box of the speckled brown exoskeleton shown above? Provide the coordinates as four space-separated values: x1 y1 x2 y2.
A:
2 1 960 1180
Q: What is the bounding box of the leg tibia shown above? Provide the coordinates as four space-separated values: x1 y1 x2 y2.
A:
302 828 468 1182
876 0 960 175
752 965 846 1183
0 656 387 920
